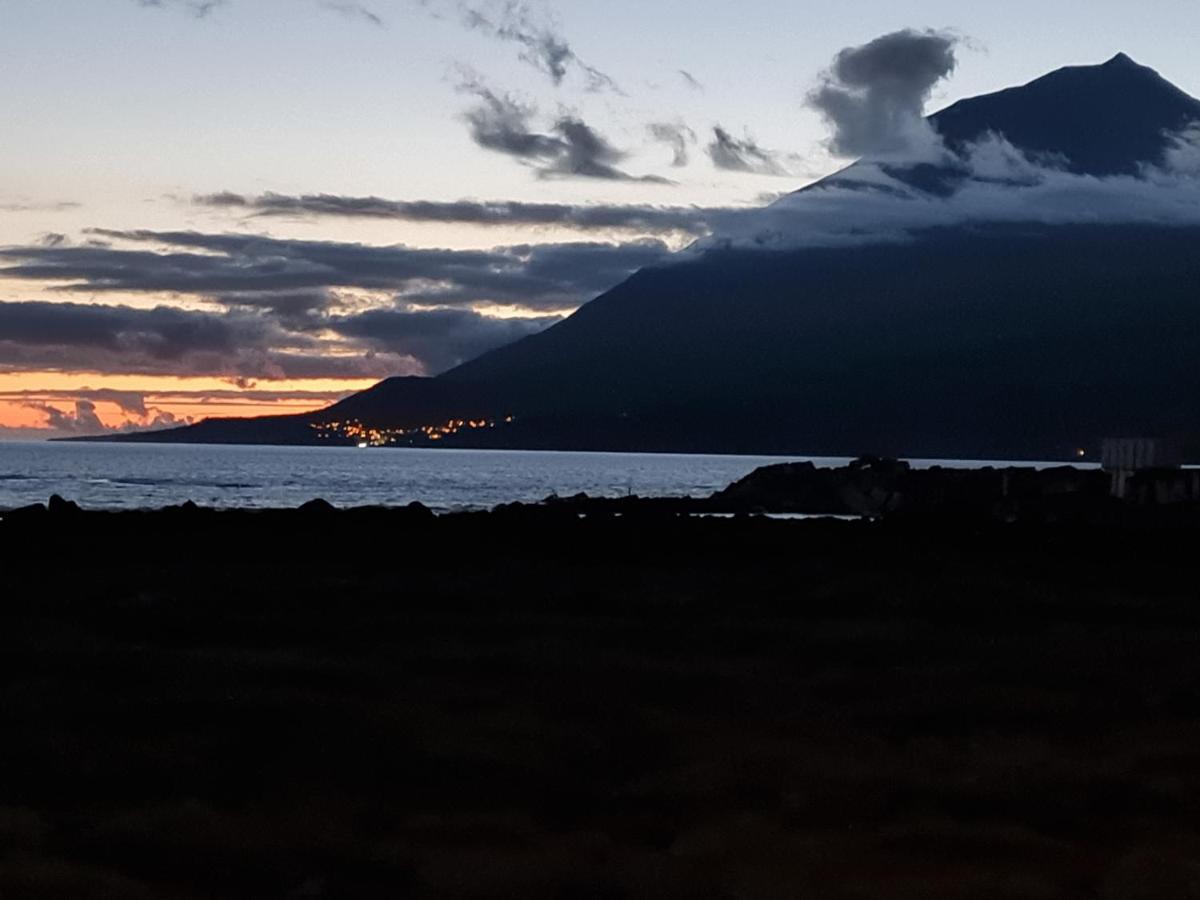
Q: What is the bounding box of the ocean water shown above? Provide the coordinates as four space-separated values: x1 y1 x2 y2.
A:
0 442 1091 512
0 442 826 511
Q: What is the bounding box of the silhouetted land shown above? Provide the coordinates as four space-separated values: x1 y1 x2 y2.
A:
94 57 1200 460
4 499 1200 898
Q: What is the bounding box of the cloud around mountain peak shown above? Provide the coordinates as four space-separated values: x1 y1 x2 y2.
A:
708 47 1200 251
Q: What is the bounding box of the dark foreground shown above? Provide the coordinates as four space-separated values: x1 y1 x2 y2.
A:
4 504 1200 898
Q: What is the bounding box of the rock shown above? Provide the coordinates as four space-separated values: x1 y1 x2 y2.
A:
404 501 435 520
1 503 48 523
47 495 82 516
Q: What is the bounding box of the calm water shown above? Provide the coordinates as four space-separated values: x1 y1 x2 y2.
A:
0 442 825 511
0 442 1089 512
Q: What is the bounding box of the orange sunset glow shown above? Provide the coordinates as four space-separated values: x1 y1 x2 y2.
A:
0 371 374 436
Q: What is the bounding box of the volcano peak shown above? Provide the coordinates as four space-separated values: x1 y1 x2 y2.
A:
929 52 1200 176
1104 52 1139 67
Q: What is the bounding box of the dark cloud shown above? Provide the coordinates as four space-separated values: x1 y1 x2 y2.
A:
77 389 149 417
677 70 704 92
330 306 560 373
458 1 619 92
320 2 385 26
553 116 664 181
0 226 677 377
461 82 564 159
647 122 696 167
808 29 960 160
707 127 791 176
0 297 559 381
460 81 669 182
0 299 413 380
397 239 672 308
194 191 721 235
0 300 294 359
209 289 337 331
0 228 672 311
195 191 248 208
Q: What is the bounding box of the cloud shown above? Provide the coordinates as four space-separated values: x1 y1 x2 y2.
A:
707 127 791 176
137 0 227 18
143 409 192 430
459 80 670 182
138 0 385 24
208 289 337 330
458 1 619 92
22 399 109 435
0 300 297 360
0 298 559 381
0 201 81 213
20 397 195 437
15 396 196 437
1162 123 1200 175
677 70 704 92
808 28 960 160
648 122 696 167
395 239 672 308
552 116 669 181
0 228 673 310
0 227 677 377
320 2 385 26
461 81 564 159
707 128 1200 251
1 386 356 437
194 191 722 235
2 387 354 407
330 306 561 373
0 298 415 380
76 389 149 417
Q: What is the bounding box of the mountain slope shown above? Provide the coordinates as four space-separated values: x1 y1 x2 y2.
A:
112 55 1200 458
932 53 1200 175
441 224 1200 457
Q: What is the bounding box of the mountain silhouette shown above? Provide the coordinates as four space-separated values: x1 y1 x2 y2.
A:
105 55 1200 459
934 53 1200 176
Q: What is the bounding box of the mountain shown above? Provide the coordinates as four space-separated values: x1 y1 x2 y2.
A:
104 55 1200 459
819 53 1200 195
933 53 1200 177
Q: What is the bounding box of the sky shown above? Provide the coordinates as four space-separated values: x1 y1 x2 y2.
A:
4 0 1200 437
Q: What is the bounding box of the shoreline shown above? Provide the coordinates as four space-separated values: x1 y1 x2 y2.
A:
3 454 1195 525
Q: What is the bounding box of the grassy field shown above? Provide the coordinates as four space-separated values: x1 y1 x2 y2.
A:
3 507 1200 898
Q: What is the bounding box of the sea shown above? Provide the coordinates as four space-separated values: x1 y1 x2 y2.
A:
0 441 1089 513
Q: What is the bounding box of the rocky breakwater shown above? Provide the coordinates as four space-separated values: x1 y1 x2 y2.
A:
712 457 1114 521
